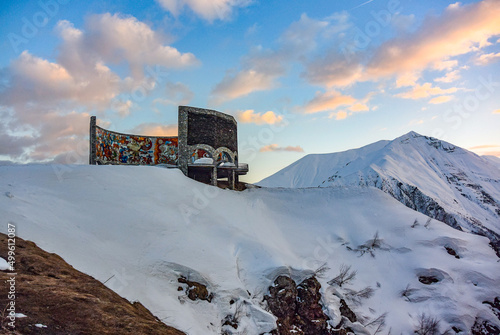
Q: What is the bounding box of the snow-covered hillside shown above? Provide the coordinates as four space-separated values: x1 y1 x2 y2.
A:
259 131 500 257
1 165 499 334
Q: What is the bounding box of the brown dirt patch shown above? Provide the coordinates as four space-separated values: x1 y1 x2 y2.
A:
0 233 184 335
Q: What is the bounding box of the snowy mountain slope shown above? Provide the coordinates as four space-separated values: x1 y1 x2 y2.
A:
1 165 499 334
259 132 500 256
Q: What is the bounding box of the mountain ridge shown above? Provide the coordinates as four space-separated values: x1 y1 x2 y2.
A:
259 131 500 256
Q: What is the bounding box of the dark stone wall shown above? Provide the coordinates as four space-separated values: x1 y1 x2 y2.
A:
186 111 237 152
178 106 238 177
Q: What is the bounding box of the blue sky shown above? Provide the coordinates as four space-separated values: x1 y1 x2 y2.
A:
1 0 499 182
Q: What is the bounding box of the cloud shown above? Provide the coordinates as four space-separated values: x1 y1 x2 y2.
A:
302 54 363 88
329 110 348 120
59 14 198 79
156 0 251 22
468 144 500 157
280 13 329 53
113 100 133 117
493 109 500 114
303 91 356 114
260 144 304 153
129 123 178 136
366 0 500 79
396 83 457 99
434 70 461 83
396 72 420 88
0 13 198 163
429 95 453 104
474 52 500 65
153 82 194 108
237 110 283 125
211 14 329 103
303 0 500 88
211 69 281 103
348 103 369 112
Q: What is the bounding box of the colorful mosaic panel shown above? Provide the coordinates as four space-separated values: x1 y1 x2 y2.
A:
216 151 233 163
191 148 211 163
95 127 178 165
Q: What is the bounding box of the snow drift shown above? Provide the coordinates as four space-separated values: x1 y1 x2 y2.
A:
1 164 499 334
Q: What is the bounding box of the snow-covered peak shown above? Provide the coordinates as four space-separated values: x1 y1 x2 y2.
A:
390 131 463 155
259 132 500 257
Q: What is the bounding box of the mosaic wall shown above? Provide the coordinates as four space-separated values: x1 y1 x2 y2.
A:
95 126 178 165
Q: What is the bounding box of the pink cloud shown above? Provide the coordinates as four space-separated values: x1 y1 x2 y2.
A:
303 91 356 114
237 110 283 125
303 0 500 88
367 0 500 79
429 95 453 104
0 13 198 163
260 144 304 153
396 83 457 99
129 123 178 136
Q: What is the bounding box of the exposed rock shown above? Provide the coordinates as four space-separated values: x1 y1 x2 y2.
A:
418 276 440 285
265 275 337 335
471 318 500 335
483 297 500 321
178 276 213 302
339 299 357 323
265 276 298 333
297 277 332 334
445 246 460 259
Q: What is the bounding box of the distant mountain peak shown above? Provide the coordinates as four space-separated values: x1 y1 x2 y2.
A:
394 131 458 153
259 132 500 256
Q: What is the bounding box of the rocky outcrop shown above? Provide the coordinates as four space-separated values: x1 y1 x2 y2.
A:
178 276 213 302
265 275 338 335
357 175 500 257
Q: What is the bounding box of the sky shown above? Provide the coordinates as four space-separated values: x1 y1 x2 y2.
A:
0 0 499 183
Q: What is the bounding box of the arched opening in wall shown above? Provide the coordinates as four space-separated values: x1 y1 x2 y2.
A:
191 148 213 164
188 148 215 185
214 149 236 189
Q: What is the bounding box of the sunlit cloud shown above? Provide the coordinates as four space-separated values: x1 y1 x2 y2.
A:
474 52 500 65
63 13 199 79
303 91 356 114
303 0 500 88
434 70 461 83
0 13 198 163
348 103 369 112
396 72 419 88
260 144 304 152
429 95 453 104
328 110 348 120
493 109 500 114
366 0 500 79
211 69 281 104
237 110 283 125
469 144 500 157
129 123 178 136
396 83 457 99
